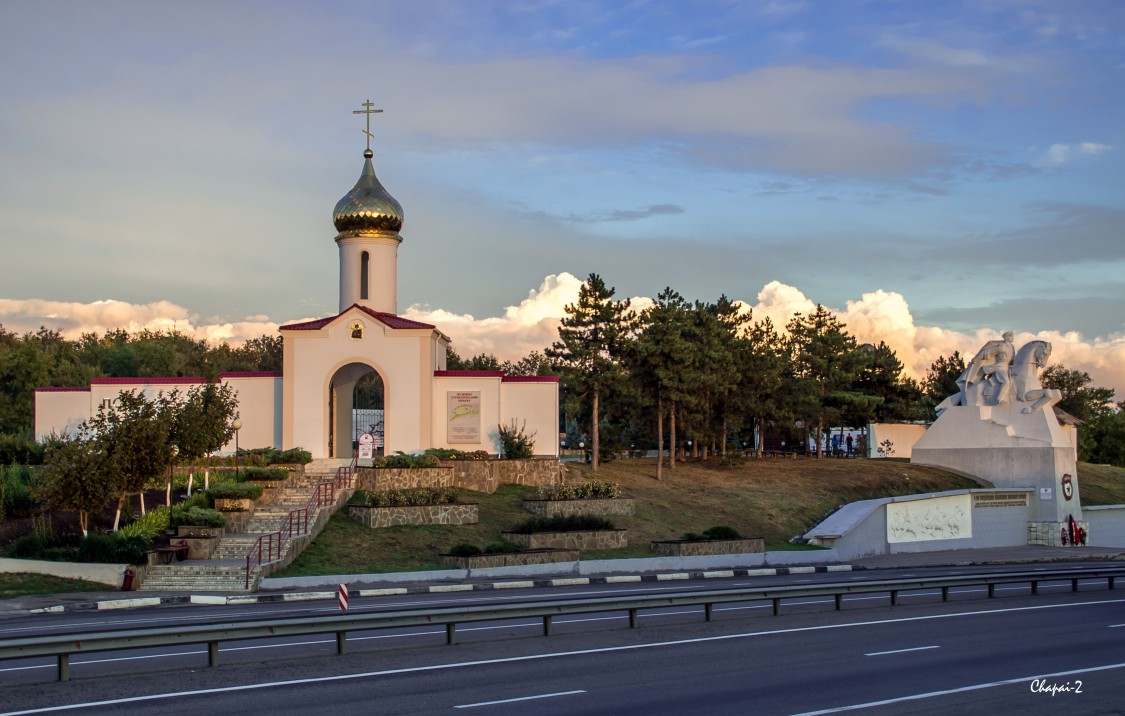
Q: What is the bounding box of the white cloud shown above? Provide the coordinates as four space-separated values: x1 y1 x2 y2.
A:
1038 142 1112 165
4 276 1123 399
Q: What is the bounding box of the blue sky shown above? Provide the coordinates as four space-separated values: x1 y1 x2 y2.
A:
1 0 1123 389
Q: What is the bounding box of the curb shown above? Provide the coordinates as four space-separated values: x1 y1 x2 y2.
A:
26 564 858 614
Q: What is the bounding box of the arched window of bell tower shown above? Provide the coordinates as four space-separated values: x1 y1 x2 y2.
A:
360 251 370 300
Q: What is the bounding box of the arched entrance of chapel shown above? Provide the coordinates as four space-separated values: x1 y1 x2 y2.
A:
327 361 386 459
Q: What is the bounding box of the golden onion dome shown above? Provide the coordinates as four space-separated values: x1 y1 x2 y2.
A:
333 149 404 238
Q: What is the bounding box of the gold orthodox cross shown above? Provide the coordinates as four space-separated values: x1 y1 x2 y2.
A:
352 99 383 150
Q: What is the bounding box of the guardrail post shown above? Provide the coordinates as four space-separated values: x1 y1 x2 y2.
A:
988 583 995 598
834 594 843 611
772 598 781 616
890 590 899 606
208 641 219 667
1072 578 1079 592
629 608 638 628
446 623 457 645
1031 580 1039 595
543 615 553 636
1111 576 1116 590
705 603 713 621
941 586 949 602
336 631 346 654
57 654 69 682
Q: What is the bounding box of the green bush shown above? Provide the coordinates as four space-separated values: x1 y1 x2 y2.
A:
180 492 213 509
375 452 440 468
702 525 742 540
6 532 48 559
170 505 227 528
239 467 289 483
498 420 536 459
447 543 482 557
118 507 171 541
680 532 704 541
537 479 622 500
361 487 458 507
0 433 44 465
209 482 265 500
508 514 615 534
269 448 312 465
76 534 117 563
423 448 489 461
483 540 522 554
43 546 78 561
1 464 37 519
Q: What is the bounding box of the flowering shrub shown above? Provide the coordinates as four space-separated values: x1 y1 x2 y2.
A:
536 479 622 500
423 448 490 461
356 487 459 507
375 452 440 468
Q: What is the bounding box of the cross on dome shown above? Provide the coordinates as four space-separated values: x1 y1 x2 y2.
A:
352 99 383 153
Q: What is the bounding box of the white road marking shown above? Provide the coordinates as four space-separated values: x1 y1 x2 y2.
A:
3 597 1123 715
789 661 1125 715
864 645 940 656
454 690 586 709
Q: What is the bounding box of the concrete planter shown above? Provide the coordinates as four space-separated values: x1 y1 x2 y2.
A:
650 537 765 557
176 525 225 540
214 497 254 511
501 529 627 551
522 497 635 518
348 503 479 528
439 548 578 569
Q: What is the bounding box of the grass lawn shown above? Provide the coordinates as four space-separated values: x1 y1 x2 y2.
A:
1076 462 1125 505
0 573 108 600
275 456 983 577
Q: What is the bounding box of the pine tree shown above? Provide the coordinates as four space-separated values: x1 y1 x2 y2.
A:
547 274 633 471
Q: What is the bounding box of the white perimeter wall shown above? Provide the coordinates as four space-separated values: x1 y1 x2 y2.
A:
221 375 282 452
34 389 90 441
867 423 928 459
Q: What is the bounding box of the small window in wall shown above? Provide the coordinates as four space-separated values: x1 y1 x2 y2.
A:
360 251 370 300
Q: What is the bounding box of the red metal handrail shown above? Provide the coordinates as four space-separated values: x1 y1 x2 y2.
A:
244 461 356 588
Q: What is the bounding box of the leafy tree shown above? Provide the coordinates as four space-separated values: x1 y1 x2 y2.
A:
446 350 503 371
501 350 554 377
86 390 173 530
164 382 239 503
1041 365 1116 421
35 431 114 537
547 274 634 471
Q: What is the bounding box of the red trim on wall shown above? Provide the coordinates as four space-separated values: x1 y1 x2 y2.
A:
434 370 505 378
501 375 560 383
91 377 206 385
220 371 283 379
34 386 90 392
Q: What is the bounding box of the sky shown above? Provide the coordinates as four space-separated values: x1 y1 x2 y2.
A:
1 1 1123 395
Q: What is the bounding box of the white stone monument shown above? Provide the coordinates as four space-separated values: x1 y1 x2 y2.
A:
912 334 1087 546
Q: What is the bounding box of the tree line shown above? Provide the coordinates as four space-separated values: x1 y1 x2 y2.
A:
540 274 1124 473
2 276 1122 472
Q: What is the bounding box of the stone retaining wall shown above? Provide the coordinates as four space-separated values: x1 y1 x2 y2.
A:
356 467 453 492
522 497 635 518
440 549 579 569
348 503 479 528
650 537 765 557
358 460 562 494
501 529 627 551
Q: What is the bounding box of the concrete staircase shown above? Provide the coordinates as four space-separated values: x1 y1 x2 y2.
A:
139 461 352 592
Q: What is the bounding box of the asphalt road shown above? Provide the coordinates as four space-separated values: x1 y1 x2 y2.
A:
1 562 1123 714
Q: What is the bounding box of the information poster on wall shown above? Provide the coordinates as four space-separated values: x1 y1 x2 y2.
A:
447 391 481 444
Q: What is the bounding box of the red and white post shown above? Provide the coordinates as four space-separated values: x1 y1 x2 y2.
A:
338 583 349 611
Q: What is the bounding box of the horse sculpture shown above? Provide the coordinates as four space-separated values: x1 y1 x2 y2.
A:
1011 340 1062 414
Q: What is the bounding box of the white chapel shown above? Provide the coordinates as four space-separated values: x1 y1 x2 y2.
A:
35 104 560 460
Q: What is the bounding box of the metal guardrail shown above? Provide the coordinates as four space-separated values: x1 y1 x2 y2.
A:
3 566 1121 682
243 461 356 588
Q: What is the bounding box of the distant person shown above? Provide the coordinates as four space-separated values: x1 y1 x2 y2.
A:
831 435 840 457
846 434 854 457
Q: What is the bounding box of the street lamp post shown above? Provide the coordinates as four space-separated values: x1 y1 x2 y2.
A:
232 419 243 479
167 444 178 507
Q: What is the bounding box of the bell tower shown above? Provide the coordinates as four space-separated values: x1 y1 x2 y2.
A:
332 100 404 314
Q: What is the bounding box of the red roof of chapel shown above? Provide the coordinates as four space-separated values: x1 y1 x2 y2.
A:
279 304 435 332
